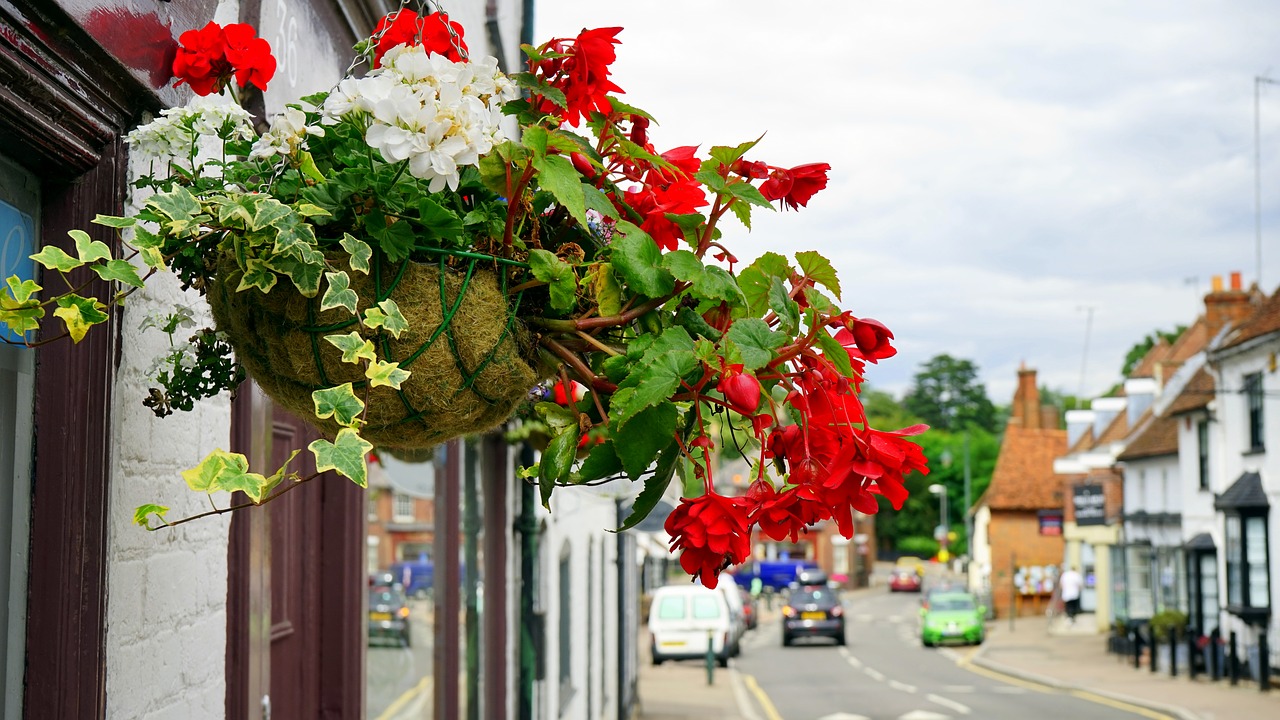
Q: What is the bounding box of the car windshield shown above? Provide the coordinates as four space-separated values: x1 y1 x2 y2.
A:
370 590 401 604
931 596 975 611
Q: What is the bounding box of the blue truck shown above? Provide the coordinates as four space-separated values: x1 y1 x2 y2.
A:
729 559 819 591
388 560 434 598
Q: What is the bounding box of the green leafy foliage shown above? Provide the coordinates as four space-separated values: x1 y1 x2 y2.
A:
309 428 374 488
312 383 366 427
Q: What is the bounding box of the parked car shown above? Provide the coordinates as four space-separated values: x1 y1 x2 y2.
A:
648 584 734 666
920 591 985 646
889 563 923 592
921 579 962 609
794 567 830 589
368 585 412 647
781 587 845 646
739 586 759 630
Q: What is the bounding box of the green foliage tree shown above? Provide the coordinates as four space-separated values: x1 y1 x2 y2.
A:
1038 386 1082 429
902 354 997 433
1119 325 1187 377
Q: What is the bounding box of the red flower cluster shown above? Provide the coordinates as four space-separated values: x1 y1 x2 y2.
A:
371 9 468 67
529 27 625 127
665 492 752 588
621 146 708 251
734 160 832 211
172 22 276 96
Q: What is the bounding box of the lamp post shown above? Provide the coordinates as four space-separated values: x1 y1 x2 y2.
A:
929 483 948 560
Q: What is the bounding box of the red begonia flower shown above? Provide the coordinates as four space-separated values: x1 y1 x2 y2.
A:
760 163 831 210
552 379 584 406
840 317 896 363
748 480 828 543
533 27 624 127
716 364 761 416
665 491 751 589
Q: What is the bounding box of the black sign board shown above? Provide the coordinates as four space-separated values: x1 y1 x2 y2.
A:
1073 484 1107 526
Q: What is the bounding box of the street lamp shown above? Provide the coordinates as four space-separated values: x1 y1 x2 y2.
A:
928 483 948 560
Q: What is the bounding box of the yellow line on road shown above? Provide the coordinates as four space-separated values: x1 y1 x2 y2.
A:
375 674 432 720
741 672 785 720
956 653 1174 720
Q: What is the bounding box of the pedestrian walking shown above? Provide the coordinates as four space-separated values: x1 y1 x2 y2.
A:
1059 565 1083 625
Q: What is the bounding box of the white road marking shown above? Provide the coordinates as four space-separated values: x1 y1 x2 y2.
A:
942 685 975 693
992 686 1027 694
864 667 887 682
889 680 919 694
898 711 951 720
855 614 875 622
818 714 872 720
925 694 971 715
845 655 863 668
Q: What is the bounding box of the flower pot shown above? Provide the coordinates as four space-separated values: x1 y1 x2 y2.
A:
208 252 540 449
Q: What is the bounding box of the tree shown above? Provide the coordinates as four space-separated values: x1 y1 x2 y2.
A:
1038 386 1082 429
902 354 997 433
1119 325 1187 377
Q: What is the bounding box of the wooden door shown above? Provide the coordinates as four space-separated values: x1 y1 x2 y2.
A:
227 383 365 720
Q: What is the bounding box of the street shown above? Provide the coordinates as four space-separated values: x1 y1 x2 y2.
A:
366 598 434 720
732 586 1150 720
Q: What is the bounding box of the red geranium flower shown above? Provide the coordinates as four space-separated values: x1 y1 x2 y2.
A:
172 21 276 96
760 163 831 211
223 23 276 92
372 9 467 67
665 491 751 589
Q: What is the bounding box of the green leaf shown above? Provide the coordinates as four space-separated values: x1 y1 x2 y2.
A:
132 503 169 528
237 258 279 294
582 184 619 220
590 262 623 317
90 258 145 288
309 428 374 488
795 250 842 300
363 299 410 338
71 230 112 263
571 440 624 484
312 383 366 427
415 196 464 242
250 198 293 231
324 332 377 363
298 152 327 184
532 153 589 229
365 208 416 263
725 178 774 210
53 294 108 342
211 468 273 504
816 330 857 380
521 125 549 156
30 246 81 272
340 233 373 274
737 252 794 317
708 137 763 168
768 276 801 335
725 318 785 371
149 187 202 222
661 250 703 283
611 222 674 298
269 255 324 297
610 327 698 427
729 199 753 230
802 286 837 314
5 277 39 303
535 401 578 433
321 271 359 315
528 249 578 312
366 359 410 389
615 402 678 480
93 214 136 229
615 439 682 531
538 427 579 509
181 449 250 493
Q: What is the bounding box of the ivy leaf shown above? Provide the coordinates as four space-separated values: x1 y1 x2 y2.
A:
270 211 319 258
93 214 136 229
269 255 324 297
528 249 578 312
237 258 279 294
340 233 372 274
312 383 366 427
615 401 678 480
366 359 410 389
211 468 273 504
53 294 108 343
148 187 202 225
309 428 374 488
726 318 786 371
324 332 378 364
0 282 43 335
294 202 330 219
90 259 145 288
611 222 674 298
768 276 800 336
363 299 409 338
260 450 301 499
538 427 579 509
795 250 842 300
5 277 39 303
70 229 112 264
181 449 249 493
30 246 81 272
615 439 682 532
737 252 793 318
816 330 857 380
249 197 293 231
321 271 359 315
132 503 170 529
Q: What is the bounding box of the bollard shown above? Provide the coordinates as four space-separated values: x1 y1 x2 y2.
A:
1229 631 1240 686
706 630 715 686
1261 631 1270 692
1132 628 1142 669
1188 632 1198 681
1210 629 1221 681
1169 627 1178 677
1150 626 1158 673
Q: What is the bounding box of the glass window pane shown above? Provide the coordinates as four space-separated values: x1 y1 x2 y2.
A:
691 596 721 619
1225 516 1241 605
1199 553 1219 634
1245 517 1269 608
656 597 686 619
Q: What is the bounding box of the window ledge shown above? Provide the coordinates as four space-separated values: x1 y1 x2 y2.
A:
1242 446 1266 456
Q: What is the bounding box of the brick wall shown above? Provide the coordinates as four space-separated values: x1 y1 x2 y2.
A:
987 510 1063 617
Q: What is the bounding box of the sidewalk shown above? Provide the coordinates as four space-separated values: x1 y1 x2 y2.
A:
970 613 1278 720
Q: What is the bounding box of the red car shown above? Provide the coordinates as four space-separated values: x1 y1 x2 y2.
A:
889 564 923 592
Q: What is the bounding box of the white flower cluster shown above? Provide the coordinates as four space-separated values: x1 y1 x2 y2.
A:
321 44 520 193
126 95 256 169
250 107 326 160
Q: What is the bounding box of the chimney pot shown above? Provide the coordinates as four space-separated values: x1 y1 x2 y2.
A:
1230 271 1242 291
1211 275 1223 292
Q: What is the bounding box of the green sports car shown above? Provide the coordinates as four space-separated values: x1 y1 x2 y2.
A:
920 591 985 646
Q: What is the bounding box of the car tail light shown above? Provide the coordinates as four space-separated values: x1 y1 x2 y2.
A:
782 606 797 617
830 605 844 618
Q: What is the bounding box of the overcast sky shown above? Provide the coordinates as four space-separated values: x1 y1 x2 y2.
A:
534 2 1280 404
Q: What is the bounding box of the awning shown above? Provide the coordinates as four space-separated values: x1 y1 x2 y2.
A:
1183 533 1216 550
1214 471 1269 511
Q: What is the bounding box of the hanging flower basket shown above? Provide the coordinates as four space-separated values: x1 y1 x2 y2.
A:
0 8 931 588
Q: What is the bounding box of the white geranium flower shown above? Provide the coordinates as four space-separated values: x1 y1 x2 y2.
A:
250 106 325 160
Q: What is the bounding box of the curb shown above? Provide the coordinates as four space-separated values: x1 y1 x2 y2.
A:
965 641 1202 720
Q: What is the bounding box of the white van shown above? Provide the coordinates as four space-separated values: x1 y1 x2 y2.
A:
717 581 747 655
647 584 734 666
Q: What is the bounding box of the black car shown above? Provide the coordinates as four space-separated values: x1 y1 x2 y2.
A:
368 586 412 647
781 588 845 646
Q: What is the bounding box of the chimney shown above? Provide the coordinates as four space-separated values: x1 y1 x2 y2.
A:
1017 367 1041 430
1204 271 1254 336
